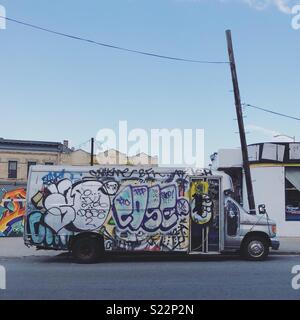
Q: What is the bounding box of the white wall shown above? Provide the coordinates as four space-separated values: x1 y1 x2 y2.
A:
243 166 300 237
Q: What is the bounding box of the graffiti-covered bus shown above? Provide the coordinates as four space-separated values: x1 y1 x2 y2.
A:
24 165 280 263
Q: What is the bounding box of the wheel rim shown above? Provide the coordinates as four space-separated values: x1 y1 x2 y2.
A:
248 240 265 258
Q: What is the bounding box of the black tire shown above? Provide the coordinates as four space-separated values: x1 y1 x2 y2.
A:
72 237 103 264
241 235 269 261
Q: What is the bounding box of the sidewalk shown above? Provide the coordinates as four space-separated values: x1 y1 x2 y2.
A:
0 238 63 258
1 237 300 258
273 237 300 255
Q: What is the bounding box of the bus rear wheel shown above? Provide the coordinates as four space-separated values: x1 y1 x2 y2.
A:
72 237 103 264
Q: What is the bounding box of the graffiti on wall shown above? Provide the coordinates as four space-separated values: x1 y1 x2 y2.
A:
0 187 26 237
26 168 219 252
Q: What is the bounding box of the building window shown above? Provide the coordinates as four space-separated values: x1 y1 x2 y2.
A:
45 162 54 165
8 161 18 179
27 161 37 177
285 167 300 221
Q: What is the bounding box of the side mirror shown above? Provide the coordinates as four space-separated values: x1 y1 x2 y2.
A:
258 204 267 215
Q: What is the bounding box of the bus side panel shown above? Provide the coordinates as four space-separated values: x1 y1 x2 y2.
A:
25 167 192 253
105 182 190 253
25 168 74 250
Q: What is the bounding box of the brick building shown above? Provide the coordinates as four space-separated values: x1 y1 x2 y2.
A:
0 138 71 184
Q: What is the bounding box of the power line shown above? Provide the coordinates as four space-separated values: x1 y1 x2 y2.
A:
243 103 300 121
73 138 91 150
95 141 105 151
0 16 229 65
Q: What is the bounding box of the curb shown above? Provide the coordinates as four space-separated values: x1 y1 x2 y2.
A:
271 252 300 255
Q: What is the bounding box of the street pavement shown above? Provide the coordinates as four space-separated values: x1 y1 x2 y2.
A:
0 237 300 300
0 254 300 301
0 254 300 300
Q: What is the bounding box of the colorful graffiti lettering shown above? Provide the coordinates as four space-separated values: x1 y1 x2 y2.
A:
0 188 26 237
42 171 65 185
112 184 190 234
108 219 189 252
26 211 72 249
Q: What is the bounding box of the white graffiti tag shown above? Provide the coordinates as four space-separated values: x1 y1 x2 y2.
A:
43 179 119 232
43 179 75 233
191 194 214 225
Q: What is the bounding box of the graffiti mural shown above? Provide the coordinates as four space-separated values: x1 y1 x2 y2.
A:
190 178 221 252
28 177 119 248
27 211 73 249
190 181 214 226
113 184 189 234
35 179 119 233
26 167 220 252
0 187 26 237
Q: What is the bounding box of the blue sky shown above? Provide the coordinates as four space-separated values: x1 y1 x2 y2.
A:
0 0 299 164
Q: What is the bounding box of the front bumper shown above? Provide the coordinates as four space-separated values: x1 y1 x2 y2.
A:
270 237 280 250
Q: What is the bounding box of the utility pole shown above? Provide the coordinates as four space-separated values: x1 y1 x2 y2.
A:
90 138 94 166
226 30 256 214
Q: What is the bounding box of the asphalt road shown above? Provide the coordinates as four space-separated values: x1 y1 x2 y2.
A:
0 254 300 300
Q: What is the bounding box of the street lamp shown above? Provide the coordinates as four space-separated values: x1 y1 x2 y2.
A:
274 134 296 142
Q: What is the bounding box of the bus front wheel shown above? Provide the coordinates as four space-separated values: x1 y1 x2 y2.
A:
241 235 269 261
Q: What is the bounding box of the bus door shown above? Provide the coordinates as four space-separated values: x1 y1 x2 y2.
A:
190 177 221 253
